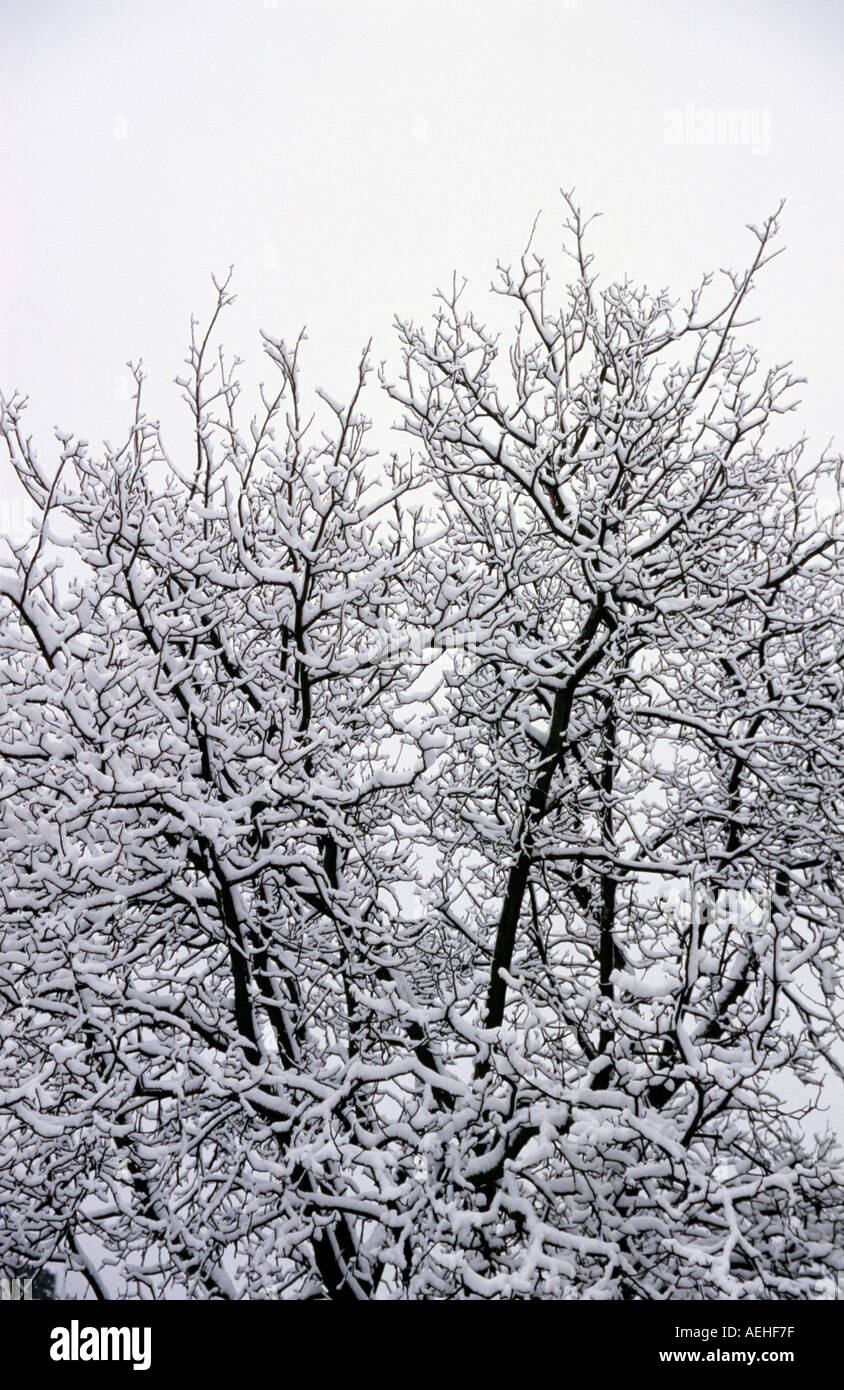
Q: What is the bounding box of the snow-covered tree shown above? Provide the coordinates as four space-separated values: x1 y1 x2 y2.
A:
1 206 843 1299
0 282 428 1300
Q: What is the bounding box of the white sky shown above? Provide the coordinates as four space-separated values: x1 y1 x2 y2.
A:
1 0 842 465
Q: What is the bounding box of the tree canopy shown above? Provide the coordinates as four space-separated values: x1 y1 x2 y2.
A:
1 200 843 1300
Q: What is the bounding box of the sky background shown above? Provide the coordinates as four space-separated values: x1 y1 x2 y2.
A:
1 0 842 478
0 2 843 1140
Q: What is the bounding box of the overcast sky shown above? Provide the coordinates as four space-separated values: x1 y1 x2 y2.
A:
1 0 842 475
